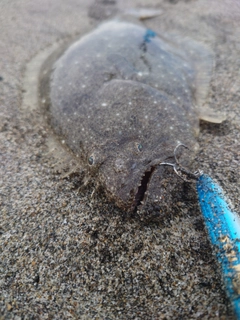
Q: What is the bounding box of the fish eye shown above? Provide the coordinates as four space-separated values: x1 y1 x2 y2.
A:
137 143 143 152
88 156 94 165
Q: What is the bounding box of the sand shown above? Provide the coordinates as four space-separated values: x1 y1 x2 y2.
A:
0 0 239 319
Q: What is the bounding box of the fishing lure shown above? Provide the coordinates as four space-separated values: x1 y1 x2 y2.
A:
161 144 240 319
197 174 240 319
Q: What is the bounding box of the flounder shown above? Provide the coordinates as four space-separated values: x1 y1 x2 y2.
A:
44 20 225 212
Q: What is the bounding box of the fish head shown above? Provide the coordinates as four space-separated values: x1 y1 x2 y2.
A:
88 137 197 212
87 81 200 211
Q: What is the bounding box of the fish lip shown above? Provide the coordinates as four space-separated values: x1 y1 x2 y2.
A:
131 156 173 211
133 164 157 210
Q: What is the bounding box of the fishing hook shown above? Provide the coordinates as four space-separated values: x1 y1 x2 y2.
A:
159 143 202 182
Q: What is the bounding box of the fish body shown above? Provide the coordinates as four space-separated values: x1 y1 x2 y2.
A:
48 21 216 211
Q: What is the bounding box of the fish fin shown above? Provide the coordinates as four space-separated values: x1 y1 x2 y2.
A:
123 8 162 20
198 105 226 123
177 37 215 108
157 32 226 124
159 31 215 109
189 44 214 109
114 8 162 26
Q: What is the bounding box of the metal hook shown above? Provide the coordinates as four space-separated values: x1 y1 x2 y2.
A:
159 143 202 182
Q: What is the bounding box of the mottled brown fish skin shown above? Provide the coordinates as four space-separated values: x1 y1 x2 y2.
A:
48 21 211 212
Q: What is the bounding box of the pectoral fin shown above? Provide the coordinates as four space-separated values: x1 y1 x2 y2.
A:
198 105 226 123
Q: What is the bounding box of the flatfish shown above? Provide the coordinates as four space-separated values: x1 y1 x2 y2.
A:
43 20 224 212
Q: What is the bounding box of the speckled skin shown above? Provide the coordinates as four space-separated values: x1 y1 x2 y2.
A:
48 21 213 212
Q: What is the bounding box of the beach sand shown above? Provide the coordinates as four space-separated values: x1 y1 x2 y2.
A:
0 0 239 318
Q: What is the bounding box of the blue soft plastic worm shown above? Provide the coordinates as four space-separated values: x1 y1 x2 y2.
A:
196 174 240 318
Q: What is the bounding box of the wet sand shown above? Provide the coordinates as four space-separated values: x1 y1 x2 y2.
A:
0 0 240 319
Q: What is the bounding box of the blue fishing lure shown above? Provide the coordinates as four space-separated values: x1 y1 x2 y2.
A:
196 174 240 318
160 144 240 317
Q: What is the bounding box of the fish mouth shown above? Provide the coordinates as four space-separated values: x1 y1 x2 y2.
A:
133 165 156 210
